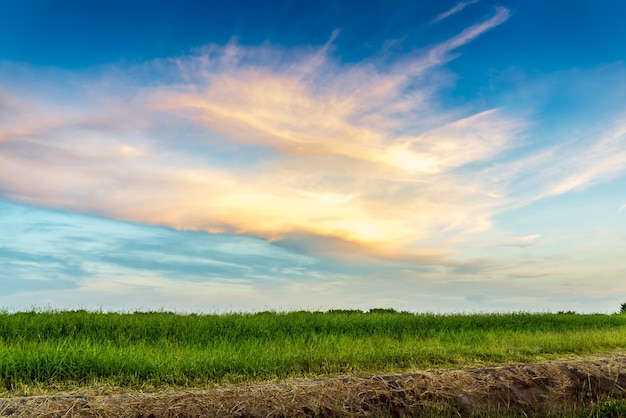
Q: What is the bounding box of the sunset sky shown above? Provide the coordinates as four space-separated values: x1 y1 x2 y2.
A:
1 0 625 313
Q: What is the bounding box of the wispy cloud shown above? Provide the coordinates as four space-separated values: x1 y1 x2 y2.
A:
477 117 626 211
1 6 625 271
431 0 480 24
401 6 510 74
544 129 626 197
501 234 541 248
0 10 514 262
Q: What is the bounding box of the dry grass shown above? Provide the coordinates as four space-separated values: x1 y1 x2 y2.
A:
2 356 625 417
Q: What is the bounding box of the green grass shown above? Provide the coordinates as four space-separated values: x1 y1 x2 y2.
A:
587 399 626 418
1 310 625 396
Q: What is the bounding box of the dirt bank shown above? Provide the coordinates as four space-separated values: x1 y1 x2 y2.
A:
2 356 626 417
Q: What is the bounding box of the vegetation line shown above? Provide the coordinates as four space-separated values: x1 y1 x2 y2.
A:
1 309 625 397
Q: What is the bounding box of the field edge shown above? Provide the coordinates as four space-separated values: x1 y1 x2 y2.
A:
2 355 626 417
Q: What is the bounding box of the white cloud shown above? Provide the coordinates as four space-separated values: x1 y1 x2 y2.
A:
543 130 626 197
431 0 480 24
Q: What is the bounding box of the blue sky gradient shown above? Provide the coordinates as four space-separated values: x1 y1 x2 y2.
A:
1 1 625 312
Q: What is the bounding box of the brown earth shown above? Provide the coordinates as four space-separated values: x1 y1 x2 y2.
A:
1 356 626 417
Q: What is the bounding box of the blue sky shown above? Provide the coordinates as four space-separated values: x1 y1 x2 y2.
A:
1 0 625 313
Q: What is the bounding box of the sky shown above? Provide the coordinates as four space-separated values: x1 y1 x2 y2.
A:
1 0 625 313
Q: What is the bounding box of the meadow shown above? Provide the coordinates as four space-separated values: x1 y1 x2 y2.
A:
1 309 626 398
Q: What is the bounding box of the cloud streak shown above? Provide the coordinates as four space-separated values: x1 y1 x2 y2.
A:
431 0 480 24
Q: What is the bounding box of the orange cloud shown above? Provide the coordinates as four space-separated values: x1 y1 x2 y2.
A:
0 10 525 263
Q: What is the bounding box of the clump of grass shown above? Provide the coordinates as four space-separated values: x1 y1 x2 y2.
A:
587 399 626 418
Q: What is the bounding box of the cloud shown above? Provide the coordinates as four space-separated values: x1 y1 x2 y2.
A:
0 10 516 263
0 198 324 294
542 129 626 197
397 6 510 75
428 6 509 55
471 118 626 216
501 234 541 248
472 62 626 210
431 0 480 24
620 204 626 214
2 199 624 314
1 255 613 313
1 6 624 271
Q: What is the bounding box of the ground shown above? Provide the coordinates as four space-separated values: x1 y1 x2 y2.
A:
2 356 625 417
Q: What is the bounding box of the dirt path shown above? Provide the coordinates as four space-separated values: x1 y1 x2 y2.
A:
2 356 626 417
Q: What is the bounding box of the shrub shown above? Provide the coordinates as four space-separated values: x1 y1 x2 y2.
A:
368 308 398 314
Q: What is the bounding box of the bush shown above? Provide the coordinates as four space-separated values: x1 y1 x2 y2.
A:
620 303 626 315
368 308 398 314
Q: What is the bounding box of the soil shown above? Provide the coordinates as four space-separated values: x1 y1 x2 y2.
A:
1 356 626 417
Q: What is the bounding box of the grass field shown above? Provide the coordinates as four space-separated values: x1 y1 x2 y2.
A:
1 309 625 397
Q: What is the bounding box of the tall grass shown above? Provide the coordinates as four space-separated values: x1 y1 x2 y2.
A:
1 310 625 395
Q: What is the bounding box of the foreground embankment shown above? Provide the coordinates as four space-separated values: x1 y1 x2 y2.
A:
2 356 626 417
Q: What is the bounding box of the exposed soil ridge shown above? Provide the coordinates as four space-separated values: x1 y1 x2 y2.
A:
1 356 625 417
